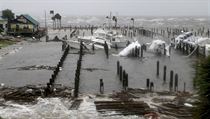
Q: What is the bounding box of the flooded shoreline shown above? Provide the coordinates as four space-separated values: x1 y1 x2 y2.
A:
0 26 202 118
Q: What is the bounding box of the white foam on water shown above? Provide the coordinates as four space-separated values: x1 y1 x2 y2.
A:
0 96 143 119
118 41 141 57
8 47 23 55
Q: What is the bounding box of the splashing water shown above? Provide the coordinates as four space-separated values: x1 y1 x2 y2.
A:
0 97 143 119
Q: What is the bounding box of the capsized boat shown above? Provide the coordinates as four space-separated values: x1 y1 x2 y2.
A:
146 39 170 56
118 41 141 57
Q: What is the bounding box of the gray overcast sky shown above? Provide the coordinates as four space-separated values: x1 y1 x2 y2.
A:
0 0 209 16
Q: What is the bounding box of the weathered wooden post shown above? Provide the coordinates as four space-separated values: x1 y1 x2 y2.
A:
117 61 120 75
100 79 104 94
150 82 154 92
135 46 138 57
119 66 122 81
62 41 65 51
141 46 143 58
186 43 189 55
156 61 159 77
183 82 186 92
137 47 140 57
115 44 118 50
174 73 178 92
92 44 95 51
123 70 126 82
163 65 167 83
146 78 150 90
104 41 109 58
169 70 174 92
125 73 128 89
163 44 166 55
122 70 126 89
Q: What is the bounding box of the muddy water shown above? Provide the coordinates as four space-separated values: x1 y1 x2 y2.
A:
0 29 195 94
53 29 196 94
57 48 195 95
0 29 196 119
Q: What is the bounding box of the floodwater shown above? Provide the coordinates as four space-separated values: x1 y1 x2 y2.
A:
0 41 62 87
55 30 195 94
0 16 203 118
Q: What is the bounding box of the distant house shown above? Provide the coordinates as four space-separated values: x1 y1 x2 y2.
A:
0 11 8 35
9 14 39 35
0 17 8 35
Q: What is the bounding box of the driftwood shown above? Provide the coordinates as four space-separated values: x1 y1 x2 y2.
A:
69 99 83 110
0 85 73 103
152 103 193 119
94 100 151 116
7 65 56 71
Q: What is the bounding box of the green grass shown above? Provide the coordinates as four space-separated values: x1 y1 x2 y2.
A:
0 40 15 48
193 56 210 119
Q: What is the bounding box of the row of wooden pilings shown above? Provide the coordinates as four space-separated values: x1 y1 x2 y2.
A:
74 41 83 97
45 44 70 96
117 61 129 90
155 60 182 92
176 41 206 57
121 27 210 40
151 27 210 38
129 45 147 58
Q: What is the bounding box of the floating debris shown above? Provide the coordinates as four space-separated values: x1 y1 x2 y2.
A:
94 100 151 116
7 65 56 71
82 68 109 72
0 85 73 103
152 103 193 119
69 99 83 110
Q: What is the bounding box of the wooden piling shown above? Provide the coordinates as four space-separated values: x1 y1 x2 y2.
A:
156 61 159 77
163 44 166 55
92 44 95 51
119 66 122 81
163 66 167 83
169 70 174 92
104 41 109 58
150 82 154 92
125 73 128 88
146 78 150 90
174 73 178 92
117 61 120 75
141 46 143 58
100 79 104 94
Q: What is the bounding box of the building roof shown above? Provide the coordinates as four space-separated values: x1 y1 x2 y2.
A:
20 14 39 26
